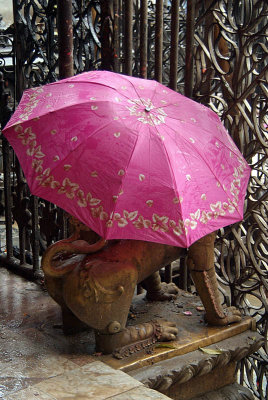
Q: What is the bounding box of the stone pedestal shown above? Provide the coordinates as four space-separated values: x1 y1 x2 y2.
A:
100 291 263 400
190 383 255 400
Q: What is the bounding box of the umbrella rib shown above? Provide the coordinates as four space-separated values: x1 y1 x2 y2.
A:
158 119 243 217
26 79 146 125
65 76 148 104
148 115 189 245
154 104 242 158
149 81 162 106
80 79 135 102
41 118 121 180
61 72 161 106
151 105 231 145
122 76 149 106
119 74 160 109
106 133 141 237
6 97 127 130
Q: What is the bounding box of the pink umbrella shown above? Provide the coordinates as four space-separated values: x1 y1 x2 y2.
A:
3 70 251 247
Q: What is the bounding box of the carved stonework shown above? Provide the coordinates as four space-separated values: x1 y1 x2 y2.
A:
129 331 263 398
112 320 162 359
79 260 124 303
191 383 254 400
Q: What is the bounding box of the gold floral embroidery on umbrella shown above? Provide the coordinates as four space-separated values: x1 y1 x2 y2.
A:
133 215 151 229
91 206 108 221
58 178 79 199
18 87 44 122
114 210 138 228
16 126 36 144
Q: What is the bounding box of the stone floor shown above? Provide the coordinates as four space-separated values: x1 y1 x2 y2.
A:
0 267 171 400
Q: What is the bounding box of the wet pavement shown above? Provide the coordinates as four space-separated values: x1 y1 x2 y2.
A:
0 267 171 399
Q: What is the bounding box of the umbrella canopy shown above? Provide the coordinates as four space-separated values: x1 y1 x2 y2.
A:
3 70 251 247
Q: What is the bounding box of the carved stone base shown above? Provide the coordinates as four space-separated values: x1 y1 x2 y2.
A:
100 293 263 400
126 330 262 399
191 383 254 400
166 362 237 399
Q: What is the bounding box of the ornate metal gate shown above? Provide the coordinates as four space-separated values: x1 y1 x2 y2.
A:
0 1 267 398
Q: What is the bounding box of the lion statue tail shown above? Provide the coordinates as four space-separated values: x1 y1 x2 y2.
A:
41 235 107 278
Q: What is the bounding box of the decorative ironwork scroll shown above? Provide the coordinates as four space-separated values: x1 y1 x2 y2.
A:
193 1 268 398
73 0 101 72
0 0 102 276
0 0 60 277
12 0 58 89
131 1 187 89
12 0 102 87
